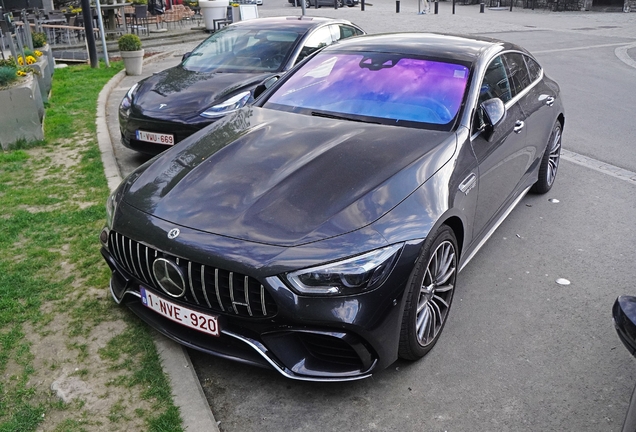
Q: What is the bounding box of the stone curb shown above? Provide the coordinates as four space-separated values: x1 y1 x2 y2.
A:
96 52 219 432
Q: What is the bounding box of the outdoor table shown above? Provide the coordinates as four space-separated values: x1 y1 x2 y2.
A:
99 3 132 34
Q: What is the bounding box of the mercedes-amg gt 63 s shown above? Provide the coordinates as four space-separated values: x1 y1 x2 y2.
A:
101 33 565 381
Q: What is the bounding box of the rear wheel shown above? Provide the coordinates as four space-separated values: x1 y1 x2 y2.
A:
399 226 458 360
531 121 562 194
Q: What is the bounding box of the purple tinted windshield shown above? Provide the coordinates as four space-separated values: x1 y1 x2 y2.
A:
267 53 470 126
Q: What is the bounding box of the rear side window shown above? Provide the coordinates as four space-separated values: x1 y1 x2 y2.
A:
296 26 333 63
503 53 532 98
331 24 363 41
524 55 542 82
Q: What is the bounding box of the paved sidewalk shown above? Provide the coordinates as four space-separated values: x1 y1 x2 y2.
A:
97 4 636 430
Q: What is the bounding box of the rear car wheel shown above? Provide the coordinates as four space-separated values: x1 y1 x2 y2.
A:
399 226 457 360
531 121 562 194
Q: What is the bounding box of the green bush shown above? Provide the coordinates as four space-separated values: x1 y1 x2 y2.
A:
118 34 142 51
32 32 47 49
0 66 18 87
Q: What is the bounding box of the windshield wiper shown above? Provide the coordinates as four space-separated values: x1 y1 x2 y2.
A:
311 111 379 124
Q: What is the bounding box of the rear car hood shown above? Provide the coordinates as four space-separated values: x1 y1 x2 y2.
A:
132 66 271 121
123 107 456 246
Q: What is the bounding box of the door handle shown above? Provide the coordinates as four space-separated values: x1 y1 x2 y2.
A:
545 96 555 106
513 120 525 133
459 173 477 195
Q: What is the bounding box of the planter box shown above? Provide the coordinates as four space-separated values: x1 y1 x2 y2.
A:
39 44 55 77
0 74 45 150
32 56 51 103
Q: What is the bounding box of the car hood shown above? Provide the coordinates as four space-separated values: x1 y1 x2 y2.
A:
123 107 456 247
133 66 272 121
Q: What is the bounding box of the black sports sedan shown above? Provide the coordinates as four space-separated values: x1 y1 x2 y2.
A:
101 33 565 381
119 16 364 154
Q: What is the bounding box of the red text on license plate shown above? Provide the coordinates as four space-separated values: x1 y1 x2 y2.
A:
140 287 220 337
136 130 174 145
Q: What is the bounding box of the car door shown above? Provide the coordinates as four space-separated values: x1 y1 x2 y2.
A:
470 54 529 239
508 53 558 165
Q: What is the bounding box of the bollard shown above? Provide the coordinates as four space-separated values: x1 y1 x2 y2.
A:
435 0 438 13
452 0 455 13
396 1 400 12
361 0 365 10
334 0 338 9
510 0 513 10
480 2 484 12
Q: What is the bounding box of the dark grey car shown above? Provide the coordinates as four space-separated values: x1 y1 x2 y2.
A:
101 33 565 381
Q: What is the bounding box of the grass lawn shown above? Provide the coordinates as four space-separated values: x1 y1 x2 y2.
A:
0 62 183 432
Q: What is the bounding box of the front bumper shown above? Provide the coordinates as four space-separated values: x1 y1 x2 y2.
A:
100 207 422 381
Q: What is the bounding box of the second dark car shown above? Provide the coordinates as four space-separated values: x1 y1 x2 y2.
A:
118 16 364 154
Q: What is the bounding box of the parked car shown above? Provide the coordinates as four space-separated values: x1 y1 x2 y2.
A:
102 33 564 381
613 296 636 431
289 0 358 7
119 16 364 154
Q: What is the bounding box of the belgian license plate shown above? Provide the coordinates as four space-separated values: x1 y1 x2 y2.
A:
136 130 175 146
140 287 220 337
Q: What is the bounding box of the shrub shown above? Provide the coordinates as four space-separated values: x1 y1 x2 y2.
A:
0 66 18 87
118 34 142 51
32 32 47 49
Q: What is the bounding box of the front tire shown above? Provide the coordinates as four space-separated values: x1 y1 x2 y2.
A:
398 226 458 360
531 121 562 194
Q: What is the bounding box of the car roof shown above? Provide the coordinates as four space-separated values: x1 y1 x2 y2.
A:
230 16 357 32
325 33 526 64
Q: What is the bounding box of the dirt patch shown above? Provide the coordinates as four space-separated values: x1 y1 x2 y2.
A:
26 311 152 431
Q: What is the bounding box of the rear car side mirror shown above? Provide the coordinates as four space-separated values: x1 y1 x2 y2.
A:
614 295 636 356
182 52 192 62
253 75 280 100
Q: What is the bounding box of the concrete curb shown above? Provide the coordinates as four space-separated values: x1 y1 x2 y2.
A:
615 42 636 69
96 52 219 432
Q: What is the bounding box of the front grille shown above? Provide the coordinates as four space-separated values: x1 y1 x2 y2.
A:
108 231 277 318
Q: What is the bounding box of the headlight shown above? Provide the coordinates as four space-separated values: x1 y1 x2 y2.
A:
285 244 403 296
105 187 118 229
119 83 139 114
200 91 251 119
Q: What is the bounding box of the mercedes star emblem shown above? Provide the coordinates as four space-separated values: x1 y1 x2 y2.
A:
168 228 180 239
152 258 186 298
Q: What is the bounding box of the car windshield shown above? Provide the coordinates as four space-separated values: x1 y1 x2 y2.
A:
183 27 301 73
265 52 471 129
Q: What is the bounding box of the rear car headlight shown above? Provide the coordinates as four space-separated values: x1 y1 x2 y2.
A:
119 83 139 116
200 91 251 119
285 244 403 296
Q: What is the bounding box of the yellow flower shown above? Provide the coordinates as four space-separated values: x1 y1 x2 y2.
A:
34 50 43 57
17 70 27 76
17 57 24 65
26 56 37 65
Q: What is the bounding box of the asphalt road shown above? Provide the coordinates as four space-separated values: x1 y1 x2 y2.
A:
107 4 636 431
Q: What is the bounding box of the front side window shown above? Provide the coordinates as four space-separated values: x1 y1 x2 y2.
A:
183 27 301 73
296 27 334 63
266 52 470 129
478 55 512 106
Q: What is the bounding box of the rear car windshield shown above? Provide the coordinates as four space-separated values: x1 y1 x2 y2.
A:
265 52 470 129
183 27 301 73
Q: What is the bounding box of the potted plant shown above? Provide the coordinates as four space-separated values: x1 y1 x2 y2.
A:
118 34 144 76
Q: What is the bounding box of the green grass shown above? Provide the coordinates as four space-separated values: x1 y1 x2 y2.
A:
0 62 184 431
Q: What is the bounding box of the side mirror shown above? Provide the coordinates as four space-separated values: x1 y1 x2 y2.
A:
253 75 280 100
478 98 506 142
613 295 636 356
182 52 192 62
